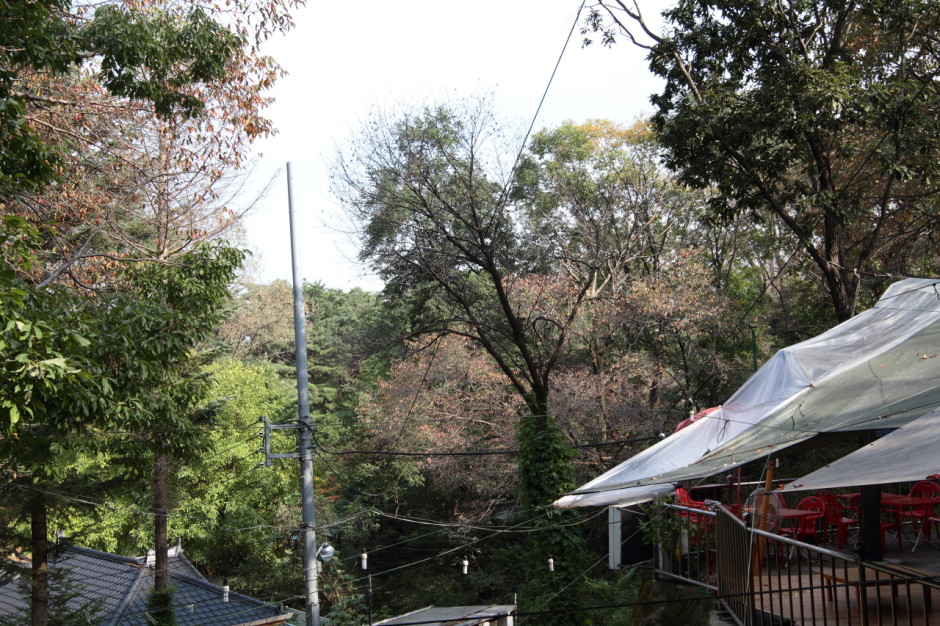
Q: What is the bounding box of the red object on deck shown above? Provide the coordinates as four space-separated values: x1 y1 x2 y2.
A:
675 407 719 432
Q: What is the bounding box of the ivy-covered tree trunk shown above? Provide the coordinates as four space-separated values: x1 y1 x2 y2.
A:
517 394 585 625
518 397 575 511
147 585 177 626
30 496 48 626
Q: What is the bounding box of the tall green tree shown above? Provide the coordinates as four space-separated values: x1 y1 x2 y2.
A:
587 0 940 320
335 101 578 460
5 0 299 289
335 103 572 476
3 1 300 618
514 119 711 286
0 234 243 624
57 358 302 601
334 99 594 621
117 243 245 599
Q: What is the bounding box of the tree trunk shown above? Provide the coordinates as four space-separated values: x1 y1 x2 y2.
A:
31 496 48 626
516 393 587 624
154 453 169 590
821 261 856 323
516 391 577 514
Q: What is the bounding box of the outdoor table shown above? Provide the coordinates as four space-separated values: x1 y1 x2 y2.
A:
837 492 935 504
778 507 822 530
880 494 937 507
837 492 935 508
838 492 938 550
779 508 820 519
743 507 818 524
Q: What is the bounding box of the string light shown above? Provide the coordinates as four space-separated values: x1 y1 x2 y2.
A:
548 557 555 572
461 558 468 575
361 552 368 570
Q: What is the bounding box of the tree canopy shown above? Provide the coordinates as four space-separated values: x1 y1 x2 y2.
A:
0 0 297 621
586 0 940 320
1 0 242 187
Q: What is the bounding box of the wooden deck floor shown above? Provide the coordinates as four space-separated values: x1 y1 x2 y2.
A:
746 534 940 626
752 570 939 626
703 509 940 625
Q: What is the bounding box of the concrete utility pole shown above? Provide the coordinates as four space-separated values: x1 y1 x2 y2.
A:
287 162 322 626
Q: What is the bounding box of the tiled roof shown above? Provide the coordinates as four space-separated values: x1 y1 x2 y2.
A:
0 546 292 626
0 547 140 624
113 571 291 626
0 565 34 624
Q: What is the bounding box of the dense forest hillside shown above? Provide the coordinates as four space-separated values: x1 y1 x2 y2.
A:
1 0 936 624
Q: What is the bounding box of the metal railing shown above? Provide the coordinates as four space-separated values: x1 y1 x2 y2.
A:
652 502 940 626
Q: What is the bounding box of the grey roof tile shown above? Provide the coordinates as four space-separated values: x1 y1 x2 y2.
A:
0 546 290 626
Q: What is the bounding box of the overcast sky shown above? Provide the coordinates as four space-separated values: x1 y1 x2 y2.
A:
240 0 668 290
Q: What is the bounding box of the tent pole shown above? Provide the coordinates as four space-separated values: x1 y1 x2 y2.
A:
754 458 775 568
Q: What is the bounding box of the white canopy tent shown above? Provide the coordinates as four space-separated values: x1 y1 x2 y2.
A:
555 278 940 509
783 408 940 493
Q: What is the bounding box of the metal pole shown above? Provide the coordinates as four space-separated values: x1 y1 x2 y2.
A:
367 574 373 626
287 162 321 626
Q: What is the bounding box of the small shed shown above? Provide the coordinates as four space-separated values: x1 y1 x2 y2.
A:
374 604 516 626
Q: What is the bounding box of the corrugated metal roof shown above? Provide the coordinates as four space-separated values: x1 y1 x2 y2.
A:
375 604 516 625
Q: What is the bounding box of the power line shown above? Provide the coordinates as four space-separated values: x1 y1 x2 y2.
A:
501 0 587 206
217 507 609 610
10 422 265 438
826 265 940 287
311 432 666 458
311 508 564 596
374 506 609 534
4 480 610 568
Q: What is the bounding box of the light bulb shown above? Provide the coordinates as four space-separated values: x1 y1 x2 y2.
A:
462 558 469 575
317 542 334 563
361 552 368 570
548 557 555 572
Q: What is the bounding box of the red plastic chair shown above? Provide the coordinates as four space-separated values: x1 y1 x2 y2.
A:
928 511 940 542
781 496 826 544
675 487 707 509
817 490 857 548
901 480 940 541
674 487 710 529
